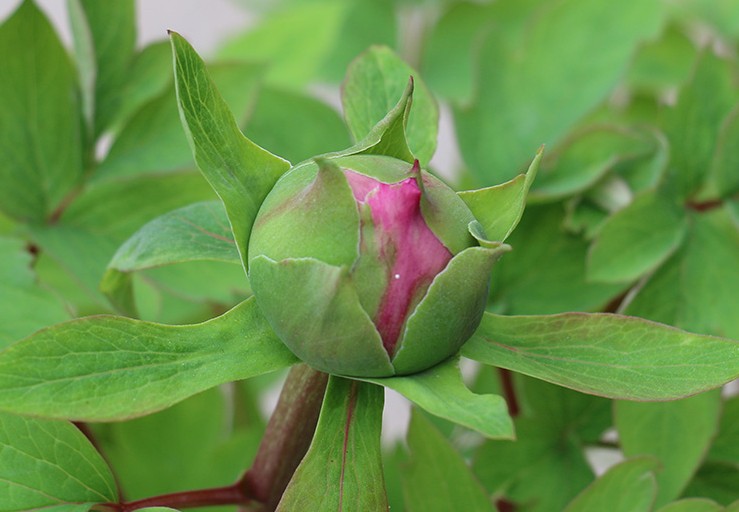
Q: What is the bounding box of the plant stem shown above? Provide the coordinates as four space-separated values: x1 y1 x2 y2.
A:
242 364 329 510
98 364 328 512
498 368 520 417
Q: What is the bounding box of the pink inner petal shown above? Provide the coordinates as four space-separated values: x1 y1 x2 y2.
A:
344 170 453 356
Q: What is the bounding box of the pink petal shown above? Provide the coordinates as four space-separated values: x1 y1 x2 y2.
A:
344 169 453 356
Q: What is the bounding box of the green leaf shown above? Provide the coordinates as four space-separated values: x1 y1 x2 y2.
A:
245 85 350 164
0 298 297 421
458 147 542 242
615 391 722 506
0 0 83 222
490 204 626 314
626 24 697 93
682 462 739 506
708 395 739 465
587 189 687 283
463 311 739 400
563 458 658 512
623 207 739 339
68 0 136 135
218 1 345 86
708 105 739 198
170 32 290 271
101 201 240 313
362 357 513 438
665 52 739 198
0 412 117 510
455 0 662 183
277 377 387 511
0 237 69 349
403 410 494 512
343 45 438 165
656 498 723 512
474 417 595 512
728 500 739 512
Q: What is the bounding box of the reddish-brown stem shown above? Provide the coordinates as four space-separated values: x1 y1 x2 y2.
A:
242 364 329 510
496 498 517 512
686 198 723 212
97 364 328 512
498 368 520 417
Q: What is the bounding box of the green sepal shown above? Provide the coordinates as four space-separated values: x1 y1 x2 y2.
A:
169 31 290 272
277 377 387 511
249 256 394 377
327 78 415 163
392 245 508 374
248 159 359 267
458 147 543 242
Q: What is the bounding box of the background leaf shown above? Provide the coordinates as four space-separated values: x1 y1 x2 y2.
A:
403 409 494 512
0 0 83 222
615 391 723 506
0 298 296 421
342 45 438 164
0 412 117 511
455 0 662 183
563 457 658 512
463 311 739 400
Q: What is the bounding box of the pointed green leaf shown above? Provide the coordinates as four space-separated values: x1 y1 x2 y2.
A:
709 105 739 198
455 0 662 183
463 312 739 400
343 45 438 164
708 395 739 465
68 0 136 135
491 204 626 315
587 189 687 283
656 498 723 512
101 201 240 313
615 391 722 506
0 298 297 421
0 0 83 221
458 148 542 242
403 410 494 512
563 458 658 512
0 412 117 510
0 237 70 349
362 357 513 438
277 377 387 511
665 52 739 198
474 417 595 512
623 207 739 339
681 462 739 506
170 32 290 271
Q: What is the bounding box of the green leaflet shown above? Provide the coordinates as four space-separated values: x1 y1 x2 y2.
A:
0 412 117 510
403 410 494 512
0 298 297 421
0 0 83 222
615 391 723 506
454 0 662 184
563 458 658 512
170 32 290 271
463 311 739 400
277 377 387 511
362 357 514 439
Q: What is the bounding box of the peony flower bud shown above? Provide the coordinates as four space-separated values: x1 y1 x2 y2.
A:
248 154 508 377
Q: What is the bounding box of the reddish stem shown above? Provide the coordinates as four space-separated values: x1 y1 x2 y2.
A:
498 368 520 417
98 364 328 512
686 198 723 212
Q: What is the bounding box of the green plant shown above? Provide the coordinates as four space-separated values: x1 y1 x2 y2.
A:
1 1 739 511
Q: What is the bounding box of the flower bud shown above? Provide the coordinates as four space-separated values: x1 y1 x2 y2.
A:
248 154 507 377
